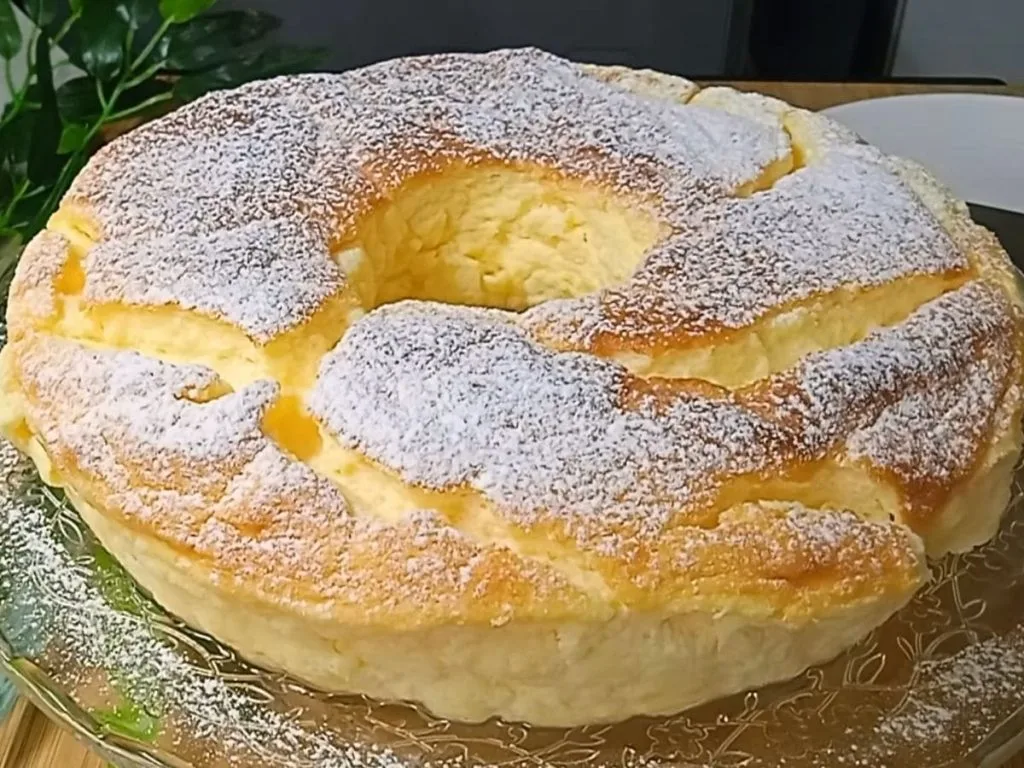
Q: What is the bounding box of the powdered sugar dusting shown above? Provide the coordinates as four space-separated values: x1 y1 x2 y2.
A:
666 502 921 595
758 282 1014 457
577 63 698 105
5 230 68 331
847 355 1009 493
312 302 775 534
84 218 342 344
0 452 407 767
876 627 1024 746
15 334 273 500
2 46 1021 765
10 329 926 624
64 48 786 340
525 142 965 349
10 335 586 624
311 281 1013 536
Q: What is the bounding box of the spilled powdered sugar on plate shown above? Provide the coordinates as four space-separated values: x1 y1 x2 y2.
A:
877 628 1024 745
0 444 405 768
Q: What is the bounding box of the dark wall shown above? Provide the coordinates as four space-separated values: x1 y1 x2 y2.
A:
748 0 902 79
224 0 751 75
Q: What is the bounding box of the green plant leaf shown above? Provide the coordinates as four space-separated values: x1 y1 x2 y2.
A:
68 0 82 12
13 80 40 105
0 0 23 58
158 0 214 24
27 34 62 185
56 75 103 121
0 110 34 177
163 9 280 72
76 0 128 79
0 231 22 263
57 121 90 153
93 548 147 615
92 698 160 742
211 8 280 46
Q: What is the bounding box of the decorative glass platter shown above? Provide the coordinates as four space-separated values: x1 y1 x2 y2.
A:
2 435 1024 768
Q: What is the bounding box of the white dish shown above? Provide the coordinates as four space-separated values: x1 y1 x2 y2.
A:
823 93 1024 214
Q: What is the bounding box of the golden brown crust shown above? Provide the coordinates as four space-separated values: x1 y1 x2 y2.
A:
4 330 932 627
4 333 595 629
1 51 1021 725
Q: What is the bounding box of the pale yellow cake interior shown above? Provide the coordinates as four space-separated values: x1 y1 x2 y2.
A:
337 164 664 312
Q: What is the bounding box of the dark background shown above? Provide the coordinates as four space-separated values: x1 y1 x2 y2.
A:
221 0 1022 83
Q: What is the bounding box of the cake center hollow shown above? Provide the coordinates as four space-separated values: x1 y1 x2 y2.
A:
334 162 664 312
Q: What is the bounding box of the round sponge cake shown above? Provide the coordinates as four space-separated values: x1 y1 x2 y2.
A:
1 49 1021 726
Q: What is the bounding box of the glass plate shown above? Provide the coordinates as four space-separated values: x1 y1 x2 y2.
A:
2 439 1024 768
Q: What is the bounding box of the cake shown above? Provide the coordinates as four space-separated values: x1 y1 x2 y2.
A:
1 48 1021 727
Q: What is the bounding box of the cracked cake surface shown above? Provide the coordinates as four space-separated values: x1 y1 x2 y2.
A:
1 48 1021 726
